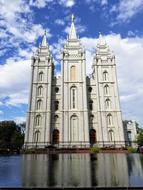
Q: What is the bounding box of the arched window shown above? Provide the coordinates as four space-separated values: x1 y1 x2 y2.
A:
34 130 40 142
105 98 111 109
88 87 92 92
35 115 42 126
89 100 93 110
70 66 76 81
104 84 109 95
103 71 108 81
38 71 44 81
70 86 77 109
90 114 94 122
37 86 43 96
107 113 112 125
55 87 59 93
55 101 59 111
109 130 114 141
36 99 42 110
54 115 59 123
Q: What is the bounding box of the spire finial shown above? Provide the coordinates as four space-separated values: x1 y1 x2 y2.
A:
69 14 77 39
72 14 74 23
41 29 48 47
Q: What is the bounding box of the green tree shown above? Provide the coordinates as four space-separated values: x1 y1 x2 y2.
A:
136 132 143 146
0 120 24 152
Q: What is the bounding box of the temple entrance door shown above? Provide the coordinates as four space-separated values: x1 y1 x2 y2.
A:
90 129 97 145
53 129 59 144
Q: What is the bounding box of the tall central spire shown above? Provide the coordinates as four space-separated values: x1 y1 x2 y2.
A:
69 14 77 39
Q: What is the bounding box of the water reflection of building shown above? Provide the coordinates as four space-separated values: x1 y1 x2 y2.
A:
22 154 143 187
91 154 129 187
22 154 91 187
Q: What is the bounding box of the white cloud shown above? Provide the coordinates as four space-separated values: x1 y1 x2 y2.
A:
110 0 143 23
55 19 65 26
0 59 31 106
29 0 53 8
0 0 51 57
81 34 143 125
59 0 75 7
15 116 26 124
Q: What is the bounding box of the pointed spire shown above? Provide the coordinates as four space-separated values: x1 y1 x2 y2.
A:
98 32 106 46
69 14 77 39
41 30 48 47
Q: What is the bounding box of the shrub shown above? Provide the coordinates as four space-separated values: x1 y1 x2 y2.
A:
127 146 137 153
90 146 101 153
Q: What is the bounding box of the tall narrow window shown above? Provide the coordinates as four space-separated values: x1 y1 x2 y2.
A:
34 130 40 142
38 72 44 82
37 86 43 96
107 113 112 125
127 131 132 141
109 130 114 141
104 84 109 95
70 87 77 109
103 71 108 81
89 100 93 110
55 101 59 111
36 99 42 110
70 66 76 81
105 98 111 109
35 115 42 126
70 115 78 142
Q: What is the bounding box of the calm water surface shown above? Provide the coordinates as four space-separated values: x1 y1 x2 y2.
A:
0 153 143 187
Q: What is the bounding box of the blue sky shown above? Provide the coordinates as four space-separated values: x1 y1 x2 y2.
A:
0 0 143 127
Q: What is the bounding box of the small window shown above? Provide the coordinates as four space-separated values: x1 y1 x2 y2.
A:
35 115 42 126
90 114 94 122
103 71 108 81
55 101 59 111
37 86 43 96
88 87 92 92
36 99 42 110
105 98 111 109
104 84 109 95
38 71 44 82
55 87 59 93
107 114 112 125
89 100 93 110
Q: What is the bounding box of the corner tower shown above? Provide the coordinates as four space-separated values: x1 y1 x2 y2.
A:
91 34 125 147
24 32 54 148
61 15 90 147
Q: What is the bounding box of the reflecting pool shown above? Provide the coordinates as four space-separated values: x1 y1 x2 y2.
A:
0 153 143 187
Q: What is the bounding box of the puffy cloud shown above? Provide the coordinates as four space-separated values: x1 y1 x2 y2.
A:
110 0 143 23
29 0 53 8
0 59 31 106
0 0 51 57
55 19 65 26
59 0 75 7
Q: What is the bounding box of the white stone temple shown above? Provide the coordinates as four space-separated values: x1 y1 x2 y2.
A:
24 16 126 148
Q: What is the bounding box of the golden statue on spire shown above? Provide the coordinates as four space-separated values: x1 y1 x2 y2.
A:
72 14 74 22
